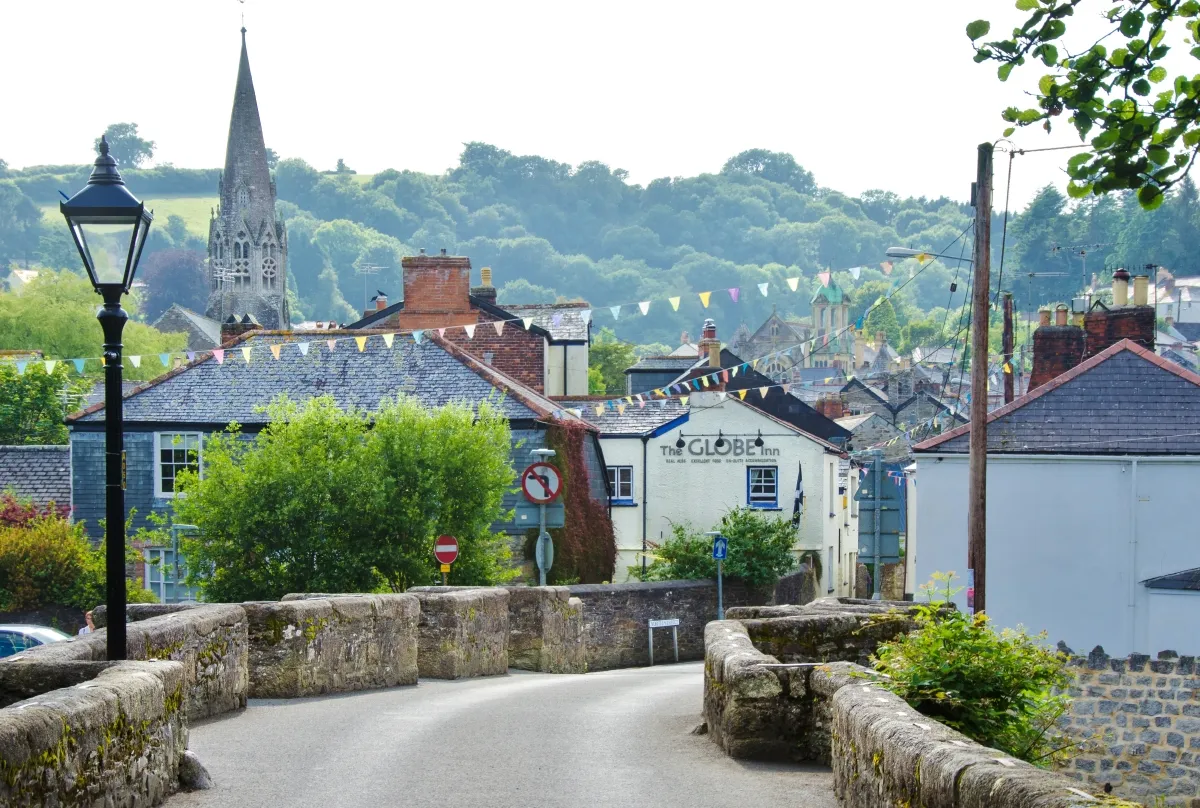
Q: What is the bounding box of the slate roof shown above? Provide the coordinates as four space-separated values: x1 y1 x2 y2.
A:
1142 568 1200 591
0 445 70 506
835 413 877 431
69 330 585 428
1175 322 1200 342
626 356 698 373
556 397 688 436
499 304 590 342
914 340 1200 455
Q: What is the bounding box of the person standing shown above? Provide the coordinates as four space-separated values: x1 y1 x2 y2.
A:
78 611 95 635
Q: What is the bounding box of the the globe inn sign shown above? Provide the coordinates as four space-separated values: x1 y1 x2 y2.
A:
662 436 781 464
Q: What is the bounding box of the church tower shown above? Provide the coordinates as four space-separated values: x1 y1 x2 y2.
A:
206 28 289 329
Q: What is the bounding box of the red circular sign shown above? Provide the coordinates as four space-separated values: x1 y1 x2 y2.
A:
521 462 563 504
434 535 459 565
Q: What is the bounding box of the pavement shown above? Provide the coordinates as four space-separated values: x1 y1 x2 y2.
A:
168 661 836 808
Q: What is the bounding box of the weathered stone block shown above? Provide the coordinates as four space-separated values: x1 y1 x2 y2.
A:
502 587 585 674
243 595 419 697
412 589 508 679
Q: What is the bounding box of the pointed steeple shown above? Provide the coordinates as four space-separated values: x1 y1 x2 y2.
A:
222 27 272 219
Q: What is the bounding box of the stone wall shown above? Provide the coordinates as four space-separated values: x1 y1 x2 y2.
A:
411 589 509 679
0 659 187 807
569 579 767 670
503 587 586 673
730 597 918 666
242 595 420 698
6 604 248 720
1060 648 1200 805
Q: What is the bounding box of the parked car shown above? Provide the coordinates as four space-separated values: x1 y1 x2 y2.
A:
0 624 71 658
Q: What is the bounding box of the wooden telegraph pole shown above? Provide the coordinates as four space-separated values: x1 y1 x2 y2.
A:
1002 292 1014 405
968 143 993 614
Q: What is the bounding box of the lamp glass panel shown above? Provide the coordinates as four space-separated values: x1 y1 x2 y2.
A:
74 219 137 286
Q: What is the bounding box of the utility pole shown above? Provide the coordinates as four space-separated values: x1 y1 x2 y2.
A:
968 143 993 615
1002 292 1014 405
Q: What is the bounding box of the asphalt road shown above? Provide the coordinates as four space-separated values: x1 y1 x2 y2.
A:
168 661 835 808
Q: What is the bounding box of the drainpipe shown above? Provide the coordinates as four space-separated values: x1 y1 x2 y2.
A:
1128 459 1139 653
641 435 650 579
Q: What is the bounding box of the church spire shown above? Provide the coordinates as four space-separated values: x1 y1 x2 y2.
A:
222 27 271 214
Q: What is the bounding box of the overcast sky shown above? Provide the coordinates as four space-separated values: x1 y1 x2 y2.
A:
4 1 1092 209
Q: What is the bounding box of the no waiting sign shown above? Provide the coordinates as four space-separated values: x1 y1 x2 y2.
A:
521 462 563 504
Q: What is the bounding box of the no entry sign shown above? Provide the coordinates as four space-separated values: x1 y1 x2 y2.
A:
521 462 563 504
434 535 459 565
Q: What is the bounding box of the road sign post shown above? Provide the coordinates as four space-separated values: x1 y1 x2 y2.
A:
709 533 728 619
434 535 459 586
522 456 562 586
854 450 902 599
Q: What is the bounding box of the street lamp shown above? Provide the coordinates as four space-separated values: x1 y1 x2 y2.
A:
885 246 973 264
61 136 153 661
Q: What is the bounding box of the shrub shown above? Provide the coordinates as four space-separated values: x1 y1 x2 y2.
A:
637 507 798 589
0 516 99 611
871 573 1075 766
0 491 70 527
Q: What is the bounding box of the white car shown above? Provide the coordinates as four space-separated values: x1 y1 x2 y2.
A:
0 624 71 658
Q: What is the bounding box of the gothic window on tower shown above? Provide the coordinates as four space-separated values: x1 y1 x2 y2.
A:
236 186 249 207
232 239 251 287
262 258 277 290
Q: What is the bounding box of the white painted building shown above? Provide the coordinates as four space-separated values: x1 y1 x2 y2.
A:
912 340 1200 656
567 391 859 590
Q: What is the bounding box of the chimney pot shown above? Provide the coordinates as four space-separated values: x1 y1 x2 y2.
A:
1055 304 1069 326
1133 273 1149 306
376 295 388 311
440 248 447 256
480 266 493 287
1038 308 1051 327
1113 268 1131 306
419 248 426 255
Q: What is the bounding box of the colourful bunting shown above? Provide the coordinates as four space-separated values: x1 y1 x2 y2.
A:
327 339 337 352
355 336 368 352
759 386 769 398
617 404 626 414
701 376 710 388
270 344 283 360
129 355 142 368
595 404 605 416
241 346 252 364
464 324 475 339
850 266 862 280
1003 362 1012 374
493 320 504 336
699 291 711 308
299 342 310 355
731 366 739 378
758 282 769 296
787 277 799 291
669 296 681 311
881 261 893 275
73 359 86 374
610 306 621 319
818 271 830 288
383 333 395 348
580 310 592 325
552 314 563 328
639 301 650 315
680 396 689 407
738 389 748 400
728 287 740 303
522 317 534 330
213 349 225 365
44 360 57 374
15 361 26 375
717 391 727 402
781 383 791 394
412 331 424 345
636 394 645 408
159 353 171 367
437 328 446 339
721 369 729 383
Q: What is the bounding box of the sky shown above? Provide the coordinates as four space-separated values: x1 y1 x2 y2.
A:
3 1 1095 209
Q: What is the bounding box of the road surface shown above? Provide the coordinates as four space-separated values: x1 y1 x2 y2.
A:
169 661 835 808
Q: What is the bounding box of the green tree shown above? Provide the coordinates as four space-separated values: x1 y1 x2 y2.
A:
589 327 637 394
173 395 517 601
0 181 42 268
968 1 1200 208
864 297 903 348
640 508 798 589
137 249 208 321
721 149 817 194
95 123 155 169
0 363 86 445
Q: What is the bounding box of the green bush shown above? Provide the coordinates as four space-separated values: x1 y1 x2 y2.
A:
636 507 798 589
871 573 1075 766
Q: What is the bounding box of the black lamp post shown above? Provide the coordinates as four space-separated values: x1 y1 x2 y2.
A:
60 136 153 661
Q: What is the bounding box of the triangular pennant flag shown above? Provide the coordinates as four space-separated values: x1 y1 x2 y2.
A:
610 305 621 319
818 271 830 287
100 356 105 367
717 391 727 402
728 287 740 303
552 314 563 328
270 344 282 360
752 358 760 370
856 316 865 330
1003 362 1013 374
731 365 740 378
240 346 252 364
636 395 645 408
580 310 592 325
355 336 368 352
383 333 395 348
44 360 57 374
493 320 504 336
758 282 769 296
159 353 171 367
15 361 27 375
721 369 729 382
464 324 476 339
669 296 681 311
522 317 534 330
699 291 712 308
638 301 650 315
738 389 748 400
881 261 893 275
413 330 424 344
680 396 689 407
437 328 446 339
625 396 633 405
213 349 225 364
781 383 791 394
691 379 701 390
850 266 862 280
595 404 605 416
186 352 196 363
916 253 930 265
298 342 310 356
759 386 769 398
618 404 626 415
129 355 142 368
327 339 337 352
701 375 710 388
787 277 799 291
73 359 86 374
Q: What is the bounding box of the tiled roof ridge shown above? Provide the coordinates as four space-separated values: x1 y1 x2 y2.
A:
728 398 847 456
0 444 68 451
500 302 591 310
914 339 1200 451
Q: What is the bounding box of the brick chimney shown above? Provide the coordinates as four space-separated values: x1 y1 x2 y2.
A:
363 294 389 320
471 266 497 305
854 328 864 368
1030 305 1085 390
221 313 263 343
399 249 474 328
698 318 721 368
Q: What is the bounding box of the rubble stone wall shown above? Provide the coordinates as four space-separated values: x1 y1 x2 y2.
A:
503 587 586 673
1060 648 1200 804
5 604 248 720
243 595 420 698
411 589 509 679
0 660 187 807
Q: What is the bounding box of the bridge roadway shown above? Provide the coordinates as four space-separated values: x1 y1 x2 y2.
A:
168 661 835 808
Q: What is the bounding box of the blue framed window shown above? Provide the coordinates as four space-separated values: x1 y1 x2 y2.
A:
607 466 635 504
747 466 778 508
